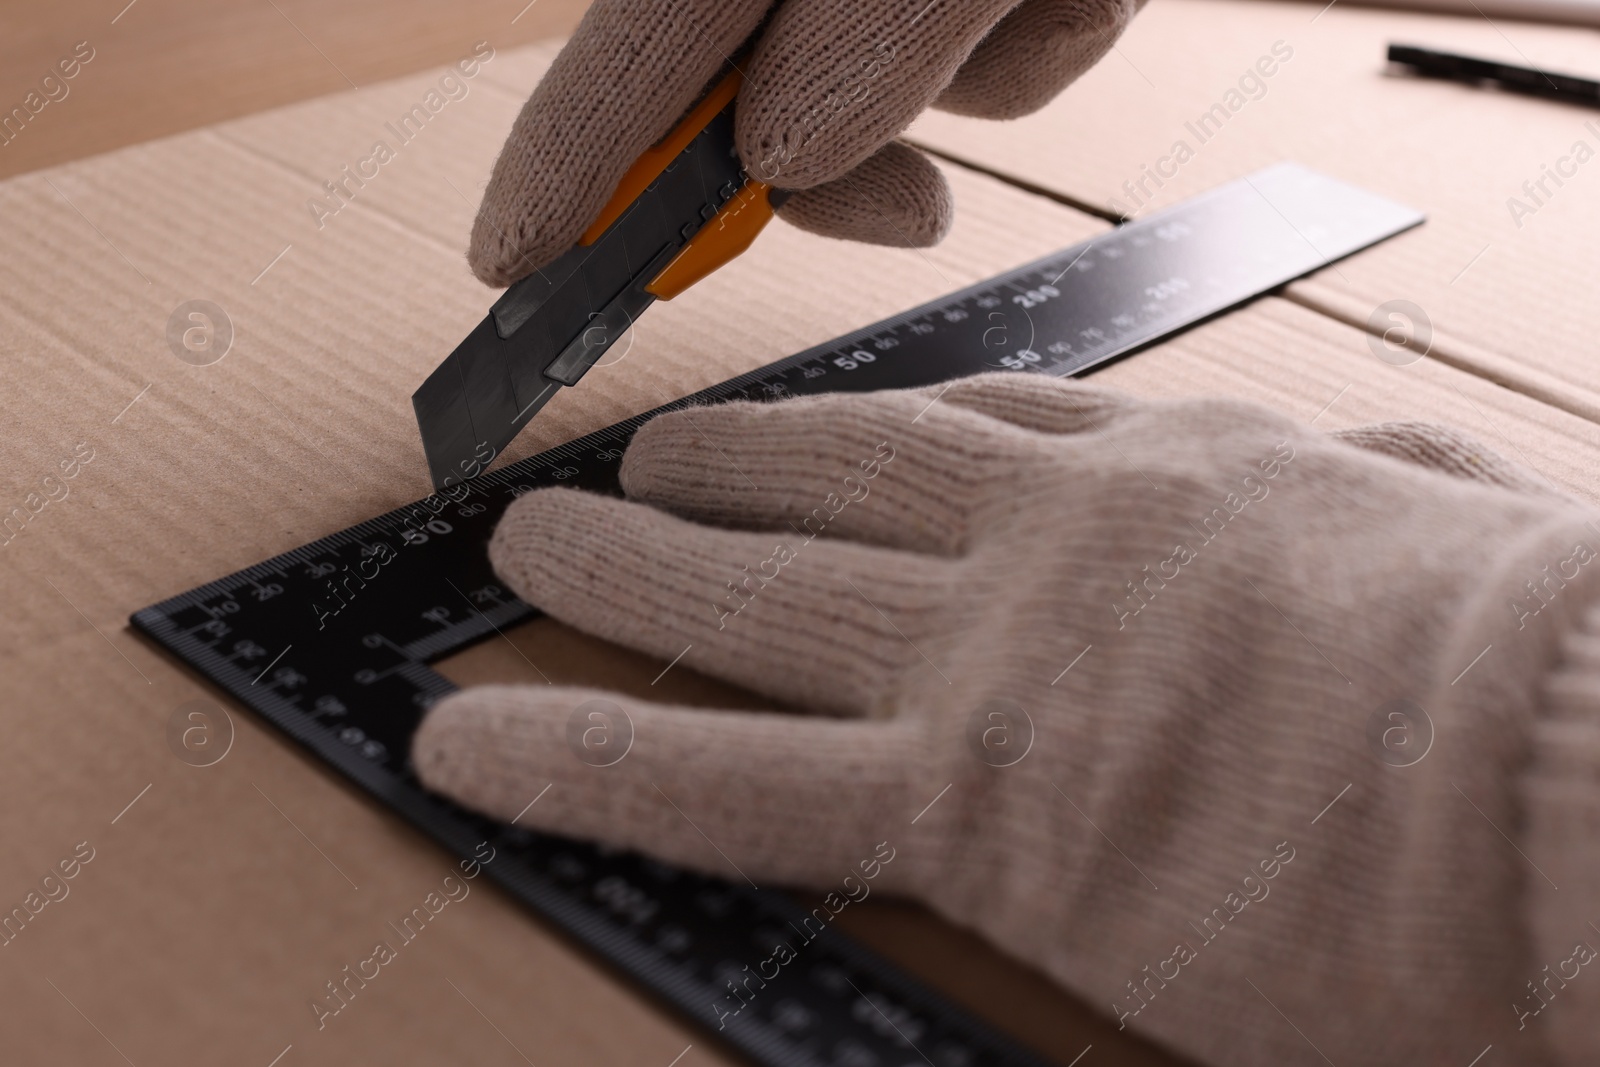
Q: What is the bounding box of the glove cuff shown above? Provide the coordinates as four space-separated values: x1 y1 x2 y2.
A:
1522 598 1600 1060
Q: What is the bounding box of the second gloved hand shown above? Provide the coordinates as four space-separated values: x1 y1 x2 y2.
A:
414 373 1599 1067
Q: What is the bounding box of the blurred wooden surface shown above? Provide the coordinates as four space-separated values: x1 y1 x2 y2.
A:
0 0 592 179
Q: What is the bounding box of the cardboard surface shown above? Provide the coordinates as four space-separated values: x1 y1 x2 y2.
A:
909 0 1600 422
4 40 1600 1067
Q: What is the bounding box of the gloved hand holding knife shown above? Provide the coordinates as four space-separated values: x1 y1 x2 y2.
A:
413 0 1146 490
467 0 1146 287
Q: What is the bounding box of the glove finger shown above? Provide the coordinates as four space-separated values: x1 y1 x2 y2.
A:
490 487 956 715
469 0 771 287
773 141 952 247
1330 421 1561 497
737 0 1020 189
934 0 1145 120
620 389 1033 556
413 685 915 891
928 372 1136 435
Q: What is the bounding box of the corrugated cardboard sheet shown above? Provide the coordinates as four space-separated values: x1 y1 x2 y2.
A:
3 23 1598 1067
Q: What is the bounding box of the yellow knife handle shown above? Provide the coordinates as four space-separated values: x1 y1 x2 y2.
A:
579 65 780 300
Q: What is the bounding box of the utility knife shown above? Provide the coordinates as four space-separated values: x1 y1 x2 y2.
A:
412 68 784 490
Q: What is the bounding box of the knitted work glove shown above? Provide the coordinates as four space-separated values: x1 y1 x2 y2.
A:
414 374 1600 1066
468 0 1145 286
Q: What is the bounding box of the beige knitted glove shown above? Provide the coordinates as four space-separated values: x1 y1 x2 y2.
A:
414 374 1600 1066
468 0 1145 286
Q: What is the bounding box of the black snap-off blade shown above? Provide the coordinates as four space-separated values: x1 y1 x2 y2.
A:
413 66 785 490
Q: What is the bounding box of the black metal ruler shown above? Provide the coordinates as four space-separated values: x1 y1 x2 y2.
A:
132 163 1420 1067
